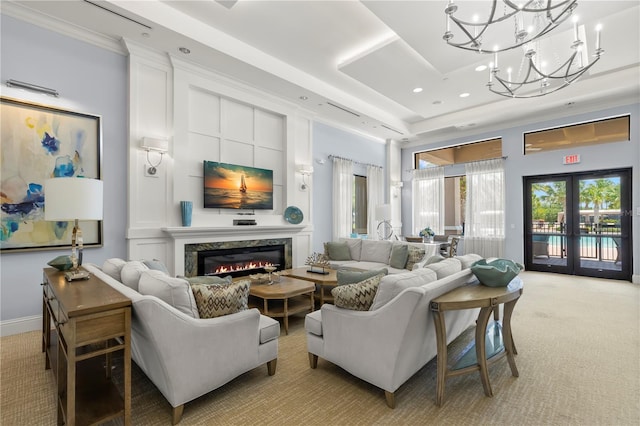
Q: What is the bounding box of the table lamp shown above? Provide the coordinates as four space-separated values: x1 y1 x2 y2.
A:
44 177 103 281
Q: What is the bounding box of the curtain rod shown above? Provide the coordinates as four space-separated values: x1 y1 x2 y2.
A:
328 155 382 169
405 156 508 172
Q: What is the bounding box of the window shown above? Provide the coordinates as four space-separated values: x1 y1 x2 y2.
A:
524 115 630 154
444 175 466 234
353 175 367 234
415 138 502 168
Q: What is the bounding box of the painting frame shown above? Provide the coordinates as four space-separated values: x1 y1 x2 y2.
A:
1 96 103 253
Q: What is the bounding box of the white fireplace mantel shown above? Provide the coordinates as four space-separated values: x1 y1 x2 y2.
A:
162 225 307 240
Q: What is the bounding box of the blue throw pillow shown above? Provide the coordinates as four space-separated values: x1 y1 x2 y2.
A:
142 259 170 275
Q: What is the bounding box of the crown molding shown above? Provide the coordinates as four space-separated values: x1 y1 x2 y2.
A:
2 1 126 56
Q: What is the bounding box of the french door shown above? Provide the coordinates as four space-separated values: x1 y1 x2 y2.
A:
524 168 632 281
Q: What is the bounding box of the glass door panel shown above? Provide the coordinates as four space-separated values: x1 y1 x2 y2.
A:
574 172 629 279
525 177 571 273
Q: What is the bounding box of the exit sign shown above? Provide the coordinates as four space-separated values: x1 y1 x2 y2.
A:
563 154 581 165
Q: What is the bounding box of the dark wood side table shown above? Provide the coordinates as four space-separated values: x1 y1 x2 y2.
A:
42 267 132 425
430 277 523 406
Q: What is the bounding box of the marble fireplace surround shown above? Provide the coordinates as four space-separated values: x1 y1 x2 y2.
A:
162 225 306 276
184 238 292 277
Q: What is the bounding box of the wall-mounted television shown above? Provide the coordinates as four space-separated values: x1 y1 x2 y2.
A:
203 161 273 210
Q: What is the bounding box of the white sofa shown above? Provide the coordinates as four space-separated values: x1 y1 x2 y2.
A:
83 262 280 424
305 254 482 408
325 238 439 274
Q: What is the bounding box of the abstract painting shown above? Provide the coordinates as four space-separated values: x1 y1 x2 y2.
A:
1 97 102 252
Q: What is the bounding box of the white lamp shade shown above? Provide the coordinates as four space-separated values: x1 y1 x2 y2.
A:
375 204 391 221
44 178 104 221
140 136 169 152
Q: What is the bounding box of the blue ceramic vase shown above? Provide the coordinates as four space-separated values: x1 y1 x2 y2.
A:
180 201 193 227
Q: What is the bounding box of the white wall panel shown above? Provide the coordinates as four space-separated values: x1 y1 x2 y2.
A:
188 133 220 173
256 147 284 186
221 139 254 166
223 99 254 142
255 109 284 150
129 52 172 230
189 89 220 136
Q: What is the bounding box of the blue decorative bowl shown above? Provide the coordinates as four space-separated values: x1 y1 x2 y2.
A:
470 259 524 287
47 255 74 271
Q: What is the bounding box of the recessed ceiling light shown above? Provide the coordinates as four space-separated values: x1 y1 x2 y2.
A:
475 65 487 72
178 47 191 54
432 100 443 105
141 32 150 38
299 95 308 100
459 93 470 98
413 87 423 93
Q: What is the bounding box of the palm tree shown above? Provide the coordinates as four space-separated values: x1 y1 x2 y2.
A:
580 178 619 227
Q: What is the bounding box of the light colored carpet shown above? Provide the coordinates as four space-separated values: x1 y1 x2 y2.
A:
1 271 639 425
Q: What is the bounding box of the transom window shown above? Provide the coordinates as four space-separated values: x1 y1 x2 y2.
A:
414 138 502 168
524 115 630 155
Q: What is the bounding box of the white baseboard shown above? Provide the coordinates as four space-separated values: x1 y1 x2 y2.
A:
633 274 640 285
0 315 42 337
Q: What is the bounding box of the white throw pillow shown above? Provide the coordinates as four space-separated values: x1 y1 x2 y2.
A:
370 268 438 310
455 253 483 269
120 260 149 291
138 270 199 318
342 238 363 261
102 258 126 282
424 257 462 279
360 240 392 264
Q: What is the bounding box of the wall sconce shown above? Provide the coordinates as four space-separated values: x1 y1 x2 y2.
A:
140 137 169 176
298 166 314 191
6 79 59 97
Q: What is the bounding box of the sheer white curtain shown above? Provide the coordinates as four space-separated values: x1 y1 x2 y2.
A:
464 158 505 257
412 166 445 235
332 157 354 241
366 165 384 240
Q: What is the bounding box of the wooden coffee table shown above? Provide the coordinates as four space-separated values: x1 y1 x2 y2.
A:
285 267 338 306
248 276 315 335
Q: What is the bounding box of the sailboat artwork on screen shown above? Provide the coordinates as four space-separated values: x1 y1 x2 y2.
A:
203 161 273 210
239 174 247 193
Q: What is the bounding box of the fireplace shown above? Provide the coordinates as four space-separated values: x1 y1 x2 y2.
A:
184 238 293 277
197 245 285 277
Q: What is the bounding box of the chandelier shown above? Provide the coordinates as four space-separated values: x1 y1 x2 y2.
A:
443 0 578 53
443 0 604 98
487 19 603 98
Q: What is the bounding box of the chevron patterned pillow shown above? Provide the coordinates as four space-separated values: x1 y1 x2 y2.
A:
191 280 250 318
331 273 384 311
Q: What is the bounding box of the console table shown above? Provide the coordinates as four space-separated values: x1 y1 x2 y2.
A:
430 278 523 406
42 267 132 425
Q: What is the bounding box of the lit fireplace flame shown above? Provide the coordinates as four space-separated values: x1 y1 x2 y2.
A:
212 261 277 275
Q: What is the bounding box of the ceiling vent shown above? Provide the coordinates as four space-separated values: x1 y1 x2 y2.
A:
83 1 152 29
326 102 360 118
380 124 404 135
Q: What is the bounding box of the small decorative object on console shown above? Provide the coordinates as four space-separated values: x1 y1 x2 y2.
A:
305 252 330 275
47 255 74 271
470 258 524 287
